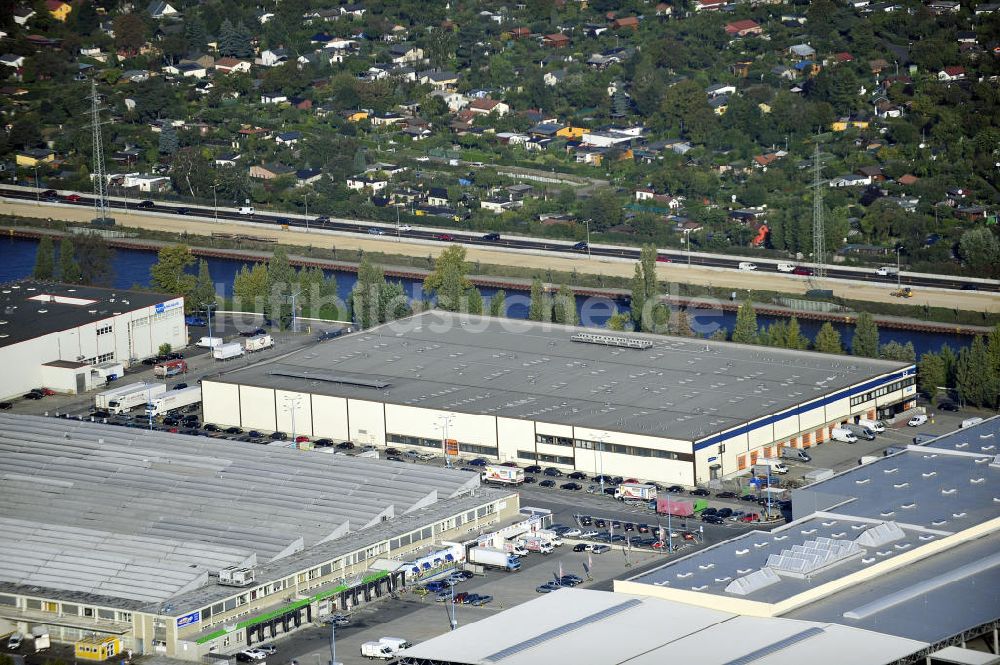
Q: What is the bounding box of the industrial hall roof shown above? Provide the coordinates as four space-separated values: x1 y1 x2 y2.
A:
0 279 173 348
212 311 910 442
0 414 483 609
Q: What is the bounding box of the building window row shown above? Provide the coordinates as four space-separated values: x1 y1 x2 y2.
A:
850 377 915 407
97 352 115 363
387 433 496 457
96 325 112 335
518 450 574 465
575 439 692 462
535 434 573 447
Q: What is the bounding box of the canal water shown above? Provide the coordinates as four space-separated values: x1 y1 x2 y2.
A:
0 237 974 356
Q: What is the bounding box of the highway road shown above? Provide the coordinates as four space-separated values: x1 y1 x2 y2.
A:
3 185 997 293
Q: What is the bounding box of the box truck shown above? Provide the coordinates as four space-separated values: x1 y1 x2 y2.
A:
145 386 202 416
656 497 695 517
244 334 274 353
534 529 563 546
29 632 50 653
213 342 245 360
503 541 529 556
481 465 525 486
780 448 811 462
519 537 553 554
468 547 521 571
614 483 657 504
830 427 858 443
96 382 166 413
153 359 187 378
360 642 394 660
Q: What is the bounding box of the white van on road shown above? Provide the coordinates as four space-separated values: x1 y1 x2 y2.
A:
738 262 757 271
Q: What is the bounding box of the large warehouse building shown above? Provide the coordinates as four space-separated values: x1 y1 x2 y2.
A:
396 418 1000 665
202 312 916 485
0 414 519 661
0 281 187 400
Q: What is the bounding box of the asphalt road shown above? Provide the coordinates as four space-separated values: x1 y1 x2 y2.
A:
4 187 996 293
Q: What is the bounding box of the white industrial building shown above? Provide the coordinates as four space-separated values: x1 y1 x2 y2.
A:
202 312 917 486
0 281 187 400
0 414 519 661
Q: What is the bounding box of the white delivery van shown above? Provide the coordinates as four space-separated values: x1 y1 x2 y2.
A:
776 263 795 273
379 637 412 653
961 417 984 429
753 459 789 475
738 262 757 271
830 427 858 443
238 206 255 215
360 642 393 659
197 336 224 348
875 266 898 276
858 418 885 433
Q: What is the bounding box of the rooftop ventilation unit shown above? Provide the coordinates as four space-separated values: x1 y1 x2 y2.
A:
218 566 255 587
571 332 653 350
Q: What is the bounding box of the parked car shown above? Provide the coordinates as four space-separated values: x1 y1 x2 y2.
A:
717 508 734 519
270 431 288 440
470 594 493 606
591 544 611 554
524 465 543 473
716 491 738 499
580 530 599 538
563 528 582 537
137 200 155 208
23 392 43 400
224 426 243 434
203 423 221 432
702 514 725 524
665 485 685 493
939 402 960 412
560 482 582 491
539 479 556 487
568 471 588 479
240 649 268 661
322 613 350 626
523 476 536 484
248 430 263 438
295 435 310 443
336 441 355 449
690 488 711 496
314 438 335 448
572 543 592 552
256 645 277 656
468 457 489 467
543 467 563 477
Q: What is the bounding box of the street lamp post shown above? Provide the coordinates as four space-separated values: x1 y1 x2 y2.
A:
683 228 692 267
212 184 218 222
585 219 592 258
283 395 302 448
303 193 310 232
895 246 902 289
33 167 39 204
435 413 456 468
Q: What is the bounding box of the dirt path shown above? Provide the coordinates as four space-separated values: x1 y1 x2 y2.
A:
3 200 997 313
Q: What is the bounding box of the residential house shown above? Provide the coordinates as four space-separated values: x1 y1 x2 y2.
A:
709 95 730 115
881 196 920 212
370 112 406 127
79 46 109 63
214 58 252 74
694 0 726 10
430 90 469 112
857 166 885 182
831 117 869 131
260 92 288 104
612 16 640 30
955 206 987 221
45 0 72 22
655 2 673 16
938 66 966 81
771 65 796 80
927 0 961 13
831 52 854 64
346 175 388 192
507 184 535 200
419 70 459 90
753 152 784 168
706 83 736 97
956 30 978 44
403 126 432 140
544 69 568 86
295 169 323 187
16 149 55 167
581 131 632 148
427 188 449 207
829 174 872 187
0 54 25 69
481 198 520 214
123 174 171 192
147 1 178 18
112 147 143 165
238 126 272 142
259 48 289 67
510 27 532 39
177 63 207 79
468 98 510 116
874 98 903 118
250 163 294 180
789 43 816 59
340 3 366 18
587 53 621 69
725 19 762 36
121 70 151 83
368 163 407 177
388 43 424 64
275 131 302 147
868 58 890 74
214 152 241 167
13 7 35 25
529 122 565 138
557 126 588 140
897 174 919 186
975 3 999 13
543 33 570 48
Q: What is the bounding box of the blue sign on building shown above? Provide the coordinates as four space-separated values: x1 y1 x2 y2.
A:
176 611 200 628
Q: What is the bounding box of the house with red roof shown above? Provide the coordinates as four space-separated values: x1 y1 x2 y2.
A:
724 19 762 36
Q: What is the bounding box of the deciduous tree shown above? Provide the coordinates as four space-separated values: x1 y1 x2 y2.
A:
150 245 196 301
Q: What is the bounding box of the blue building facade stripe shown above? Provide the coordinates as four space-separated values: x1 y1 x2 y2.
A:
693 366 916 451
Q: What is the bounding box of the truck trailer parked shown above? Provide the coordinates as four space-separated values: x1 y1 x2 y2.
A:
468 547 521 571
481 465 525 486
614 483 657 504
213 342 245 361
145 386 202 416
244 334 274 353
95 382 166 414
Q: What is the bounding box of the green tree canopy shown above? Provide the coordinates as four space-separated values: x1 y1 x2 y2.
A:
192 259 216 309
528 277 549 322
233 263 270 310
813 322 843 354
75 233 115 286
917 351 946 399
489 289 506 317
958 228 1000 279
33 235 55 280
553 284 578 325
956 337 999 408
58 237 82 284
731 297 758 345
424 245 473 312
150 245 196 301
852 312 880 357
879 340 916 362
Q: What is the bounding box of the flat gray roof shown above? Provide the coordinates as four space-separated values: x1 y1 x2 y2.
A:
0 414 498 612
625 418 1000 643
0 280 172 348
923 415 1000 454
398 588 927 665
213 311 908 442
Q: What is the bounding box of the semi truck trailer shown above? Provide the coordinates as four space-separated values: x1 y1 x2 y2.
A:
468 547 521 571
95 382 167 414
481 465 525 486
145 386 202 416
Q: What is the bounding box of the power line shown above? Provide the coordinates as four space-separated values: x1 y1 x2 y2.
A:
86 80 112 224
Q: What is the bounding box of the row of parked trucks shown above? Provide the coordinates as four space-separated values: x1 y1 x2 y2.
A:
94 382 201 415
198 335 274 360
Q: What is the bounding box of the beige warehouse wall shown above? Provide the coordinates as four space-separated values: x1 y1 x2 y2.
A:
239 385 277 432
202 381 240 426
496 417 535 463
311 394 349 440
275 389 313 437
347 398 386 446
